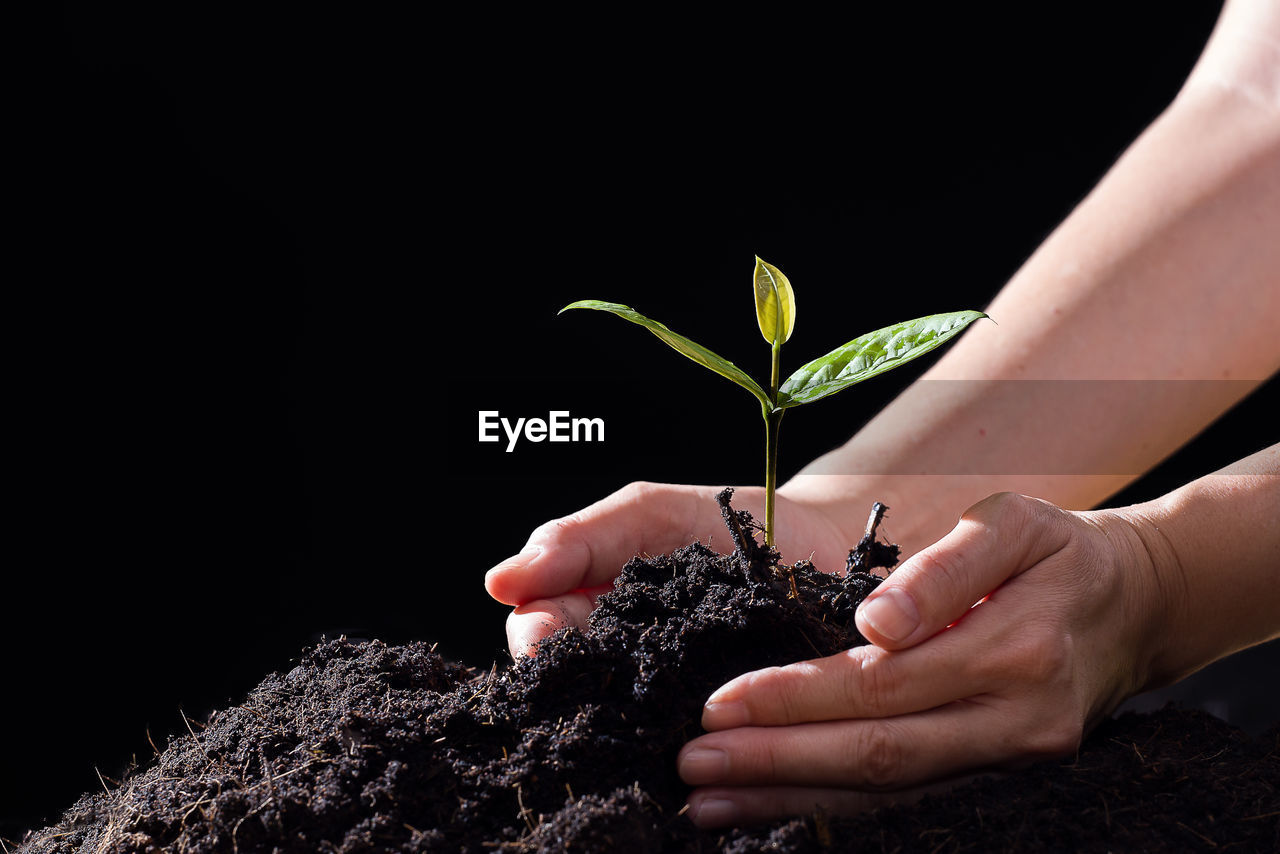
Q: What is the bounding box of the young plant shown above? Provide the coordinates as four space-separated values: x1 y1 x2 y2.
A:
561 257 987 548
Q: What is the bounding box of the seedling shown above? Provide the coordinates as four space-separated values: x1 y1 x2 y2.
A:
561 257 986 548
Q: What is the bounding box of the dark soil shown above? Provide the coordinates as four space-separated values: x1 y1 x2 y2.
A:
16 492 1279 852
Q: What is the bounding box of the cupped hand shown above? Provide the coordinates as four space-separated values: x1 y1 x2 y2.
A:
678 492 1167 828
484 481 853 658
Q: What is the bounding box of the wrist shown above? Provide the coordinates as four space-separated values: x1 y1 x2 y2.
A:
1095 500 1192 696
1104 447 1280 698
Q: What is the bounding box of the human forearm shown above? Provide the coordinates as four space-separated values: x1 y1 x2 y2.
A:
1117 442 1280 691
784 76 1280 554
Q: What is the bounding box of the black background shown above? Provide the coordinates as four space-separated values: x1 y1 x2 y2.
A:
7 2 1275 839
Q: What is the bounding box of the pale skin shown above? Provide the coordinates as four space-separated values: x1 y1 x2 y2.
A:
485 0 1280 829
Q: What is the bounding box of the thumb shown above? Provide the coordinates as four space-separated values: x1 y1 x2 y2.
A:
855 493 1071 650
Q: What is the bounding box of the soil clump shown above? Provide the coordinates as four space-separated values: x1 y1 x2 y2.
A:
17 492 1279 852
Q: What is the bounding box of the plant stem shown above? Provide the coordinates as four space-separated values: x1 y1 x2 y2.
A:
765 340 783 546
764 407 783 546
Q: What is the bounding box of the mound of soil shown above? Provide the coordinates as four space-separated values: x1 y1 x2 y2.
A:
17 492 1280 852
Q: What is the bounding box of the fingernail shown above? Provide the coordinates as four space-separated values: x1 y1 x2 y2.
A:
702 700 748 729
679 747 729 784
689 798 736 827
858 587 920 643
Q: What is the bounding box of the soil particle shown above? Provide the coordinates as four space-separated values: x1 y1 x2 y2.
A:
16 493 1279 852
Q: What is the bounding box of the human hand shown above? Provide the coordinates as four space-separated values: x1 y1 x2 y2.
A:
484 481 854 657
678 492 1165 828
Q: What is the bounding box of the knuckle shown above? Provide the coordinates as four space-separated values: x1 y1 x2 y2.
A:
763 738 782 782
962 492 1073 574
530 513 584 549
735 732 782 781
617 481 681 529
967 491 1063 535
966 492 1034 539
553 511 586 532
618 480 661 501
528 517 566 544
748 666 800 722
965 490 1025 523
844 650 893 717
1030 631 1075 683
848 724 904 790
774 670 810 723
1004 631 1074 686
906 548 966 601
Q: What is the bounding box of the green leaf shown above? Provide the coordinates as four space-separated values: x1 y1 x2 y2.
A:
560 300 773 412
778 310 988 408
753 256 796 347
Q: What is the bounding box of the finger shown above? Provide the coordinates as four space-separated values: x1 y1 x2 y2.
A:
702 640 991 729
855 492 1070 650
485 482 729 607
504 587 607 657
680 700 1056 791
704 579 1075 727
683 783 940 829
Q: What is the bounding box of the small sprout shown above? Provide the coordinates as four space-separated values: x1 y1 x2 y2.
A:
753 256 796 348
560 257 987 547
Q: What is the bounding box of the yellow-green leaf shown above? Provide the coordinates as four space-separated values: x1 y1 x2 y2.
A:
753 256 796 347
559 300 773 413
778 311 988 408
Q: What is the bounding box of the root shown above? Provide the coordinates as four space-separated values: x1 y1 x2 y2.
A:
715 488 755 559
715 488 776 584
845 502 901 574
